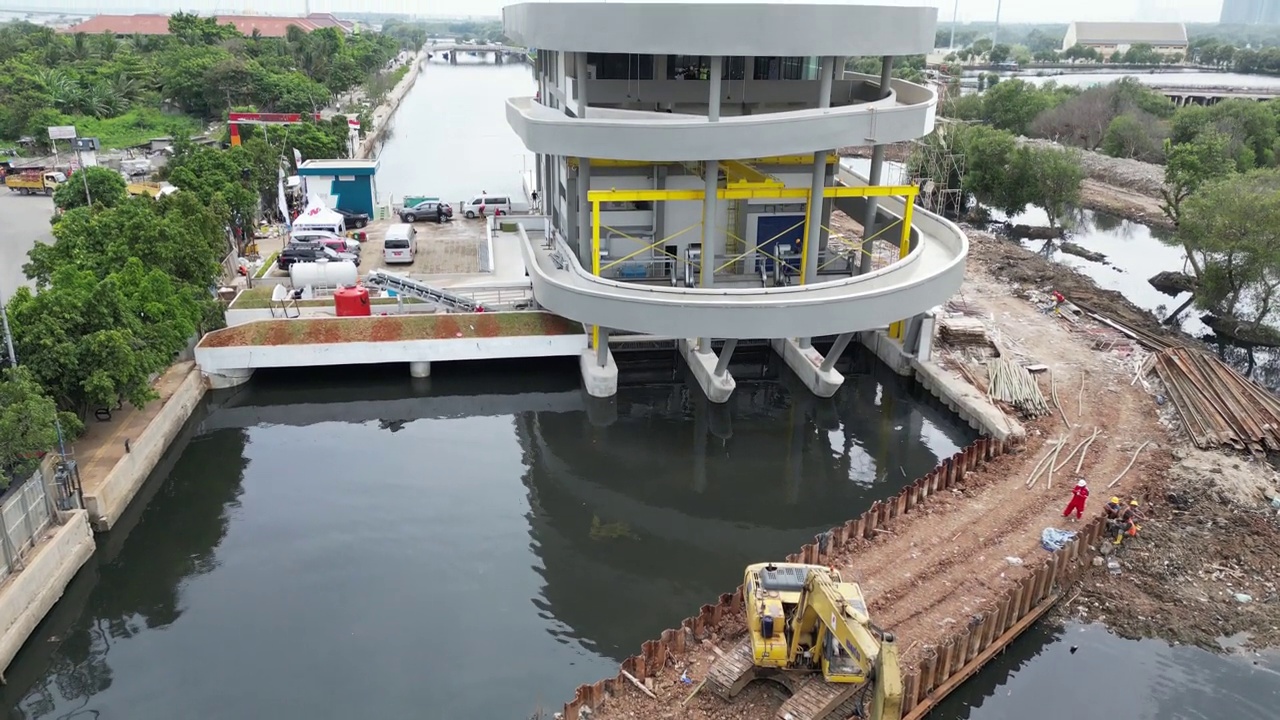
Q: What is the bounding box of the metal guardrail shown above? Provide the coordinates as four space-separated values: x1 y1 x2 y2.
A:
0 457 81 584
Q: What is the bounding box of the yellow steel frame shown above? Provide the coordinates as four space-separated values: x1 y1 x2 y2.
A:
566 154 839 169
585 184 921 350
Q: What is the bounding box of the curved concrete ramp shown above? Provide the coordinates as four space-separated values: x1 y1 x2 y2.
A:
519 181 967 340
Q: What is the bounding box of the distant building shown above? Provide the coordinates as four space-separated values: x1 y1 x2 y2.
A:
60 13 354 38
1061 22 1188 59
1221 0 1280 25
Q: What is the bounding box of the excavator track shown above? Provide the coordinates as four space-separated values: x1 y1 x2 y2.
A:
706 638 758 700
775 677 861 720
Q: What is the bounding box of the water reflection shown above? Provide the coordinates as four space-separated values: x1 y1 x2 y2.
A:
1 352 973 719
933 622 1280 720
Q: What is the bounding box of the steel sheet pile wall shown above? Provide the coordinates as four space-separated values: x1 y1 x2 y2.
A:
558 437 1107 719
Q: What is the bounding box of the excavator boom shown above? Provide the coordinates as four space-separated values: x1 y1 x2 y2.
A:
708 562 903 720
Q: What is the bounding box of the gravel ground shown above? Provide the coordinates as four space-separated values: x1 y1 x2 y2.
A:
1017 137 1166 198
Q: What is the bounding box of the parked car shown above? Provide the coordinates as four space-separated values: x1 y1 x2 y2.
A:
382 223 418 265
399 199 453 223
277 243 360 270
291 230 361 255
334 208 370 228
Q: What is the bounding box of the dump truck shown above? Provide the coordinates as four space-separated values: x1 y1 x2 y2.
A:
5 170 66 195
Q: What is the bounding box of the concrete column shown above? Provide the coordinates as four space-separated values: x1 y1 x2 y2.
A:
596 327 610 367
797 150 827 350
859 55 895 276
578 158 591 266
409 361 431 378
575 52 589 117
708 55 723 121
817 55 834 108
698 160 719 353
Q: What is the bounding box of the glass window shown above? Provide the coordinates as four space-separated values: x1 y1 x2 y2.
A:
668 55 710 79
586 53 654 80
753 57 807 80
722 56 746 80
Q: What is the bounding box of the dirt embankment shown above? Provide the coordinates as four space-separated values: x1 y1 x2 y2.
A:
582 230 1280 719
840 138 1175 229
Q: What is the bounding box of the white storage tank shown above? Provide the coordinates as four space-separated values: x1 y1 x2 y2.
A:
289 259 359 288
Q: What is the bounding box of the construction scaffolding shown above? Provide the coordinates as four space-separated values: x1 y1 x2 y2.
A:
908 122 967 218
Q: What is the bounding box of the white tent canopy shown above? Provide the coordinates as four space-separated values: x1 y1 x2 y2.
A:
294 194 345 232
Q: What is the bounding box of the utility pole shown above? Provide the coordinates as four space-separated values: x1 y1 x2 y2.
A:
993 0 1003 47
949 0 958 49
74 141 92 208
0 279 16 368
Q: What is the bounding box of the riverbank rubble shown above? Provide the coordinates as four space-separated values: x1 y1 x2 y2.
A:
565 230 1280 719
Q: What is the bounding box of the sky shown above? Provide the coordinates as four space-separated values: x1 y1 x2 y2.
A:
0 0 1227 25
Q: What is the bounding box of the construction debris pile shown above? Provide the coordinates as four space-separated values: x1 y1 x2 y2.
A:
1154 347 1280 454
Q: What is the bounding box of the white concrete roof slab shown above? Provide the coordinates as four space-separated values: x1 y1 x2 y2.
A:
503 1 937 56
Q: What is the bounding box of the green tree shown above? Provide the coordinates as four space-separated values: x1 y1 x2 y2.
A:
1016 146 1085 227
988 44 1012 64
0 366 81 485
52 165 128 211
953 125 1033 216
6 261 202 414
1160 129 1236 247
27 192 229 291
1101 114 1162 161
1178 170 1280 325
982 79 1063 135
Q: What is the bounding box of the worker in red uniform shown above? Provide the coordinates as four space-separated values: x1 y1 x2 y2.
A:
1062 478 1089 521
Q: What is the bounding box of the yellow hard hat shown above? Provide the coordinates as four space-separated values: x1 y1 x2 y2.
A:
1110 497 1120 504
1129 499 1139 506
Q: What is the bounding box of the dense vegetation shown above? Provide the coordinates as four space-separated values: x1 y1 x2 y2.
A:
944 65 1280 332
936 22 1280 74
0 12 415 149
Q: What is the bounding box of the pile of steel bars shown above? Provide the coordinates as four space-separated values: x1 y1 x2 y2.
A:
1154 347 1280 453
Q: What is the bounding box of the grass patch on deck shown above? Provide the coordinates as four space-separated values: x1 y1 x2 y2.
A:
201 312 582 347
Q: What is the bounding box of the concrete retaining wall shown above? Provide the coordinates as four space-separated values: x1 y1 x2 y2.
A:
0 510 94 677
359 51 426 160
557 437 1101 719
83 368 208 532
912 359 1025 442
195 331 588 373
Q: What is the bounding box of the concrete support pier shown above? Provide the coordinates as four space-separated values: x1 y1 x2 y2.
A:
579 348 618 398
409 361 431 378
204 367 254 389
772 336 848 398
678 338 736 403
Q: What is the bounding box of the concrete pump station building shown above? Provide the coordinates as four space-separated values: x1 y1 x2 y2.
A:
502 1 967 403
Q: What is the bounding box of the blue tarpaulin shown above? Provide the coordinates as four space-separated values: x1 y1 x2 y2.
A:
1041 528 1077 552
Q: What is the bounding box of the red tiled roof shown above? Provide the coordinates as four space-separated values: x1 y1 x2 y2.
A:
60 13 352 38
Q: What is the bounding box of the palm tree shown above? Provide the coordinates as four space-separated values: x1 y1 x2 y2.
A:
70 32 90 61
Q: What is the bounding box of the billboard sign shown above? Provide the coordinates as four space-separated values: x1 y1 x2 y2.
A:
227 112 323 125
48 126 77 140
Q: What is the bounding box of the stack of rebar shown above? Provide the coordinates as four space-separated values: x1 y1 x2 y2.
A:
1154 347 1280 453
986 358 1051 417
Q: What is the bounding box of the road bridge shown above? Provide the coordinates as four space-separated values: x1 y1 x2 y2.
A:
426 42 529 65
1155 85 1280 106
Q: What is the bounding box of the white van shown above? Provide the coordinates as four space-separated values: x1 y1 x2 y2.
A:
382 223 418 265
462 194 527 219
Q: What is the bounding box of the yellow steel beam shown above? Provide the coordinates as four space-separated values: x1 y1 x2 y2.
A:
591 200 601 350
722 160 783 188
567 154 839 169
586 185 918 203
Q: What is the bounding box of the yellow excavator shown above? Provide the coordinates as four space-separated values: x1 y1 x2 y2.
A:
706 562 902 720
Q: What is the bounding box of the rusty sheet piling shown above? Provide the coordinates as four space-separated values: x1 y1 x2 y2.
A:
556 437 1107 720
